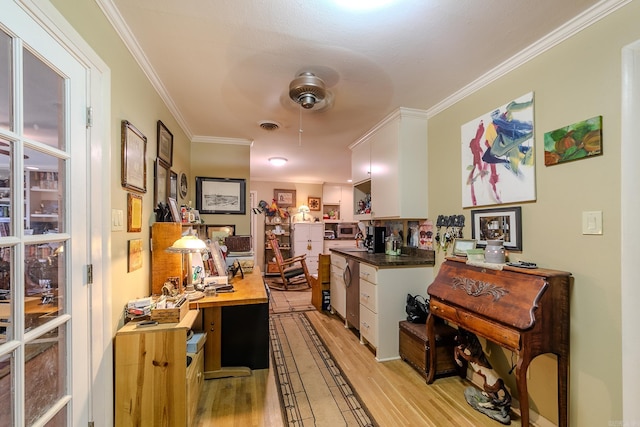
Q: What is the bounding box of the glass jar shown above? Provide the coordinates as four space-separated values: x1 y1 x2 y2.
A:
484 240 505 263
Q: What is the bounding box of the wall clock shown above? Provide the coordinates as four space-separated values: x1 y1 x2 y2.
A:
179 172 188 199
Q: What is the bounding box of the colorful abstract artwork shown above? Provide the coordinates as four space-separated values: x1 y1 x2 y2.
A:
544 116 602 166
461 92 535 208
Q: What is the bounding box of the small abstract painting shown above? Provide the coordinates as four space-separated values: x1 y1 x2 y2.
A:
544 116 602 166
461 92 535 208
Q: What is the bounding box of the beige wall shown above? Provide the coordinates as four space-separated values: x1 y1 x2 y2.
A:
51 0 192 330
428 3 640 424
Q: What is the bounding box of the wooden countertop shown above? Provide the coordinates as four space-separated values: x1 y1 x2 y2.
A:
189 266 269 309
330 248 435 268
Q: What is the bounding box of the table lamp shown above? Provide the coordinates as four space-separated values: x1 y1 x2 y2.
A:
166 228 207 300
298 205 310 222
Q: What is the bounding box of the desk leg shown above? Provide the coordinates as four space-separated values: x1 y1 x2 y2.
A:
515 355 532 427
426 313 436 384
203 306 251 380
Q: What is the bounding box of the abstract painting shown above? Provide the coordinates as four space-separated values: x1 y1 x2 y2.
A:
461 92 535 208
544 116 602 166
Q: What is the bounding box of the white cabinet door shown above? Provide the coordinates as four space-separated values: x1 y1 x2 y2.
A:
351 138 371 184
329 254 347 318
322 185 342 204
293 223 324 275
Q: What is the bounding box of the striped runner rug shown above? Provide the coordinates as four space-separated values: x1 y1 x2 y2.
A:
269 312 376 426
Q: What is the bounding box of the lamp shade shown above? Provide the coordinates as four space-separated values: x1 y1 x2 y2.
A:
298 205 310 213
166 234 207 253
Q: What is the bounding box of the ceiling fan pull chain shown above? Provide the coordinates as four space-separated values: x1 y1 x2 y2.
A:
299 106 303 146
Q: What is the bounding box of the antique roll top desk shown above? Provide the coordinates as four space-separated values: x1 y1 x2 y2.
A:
426 257 571 427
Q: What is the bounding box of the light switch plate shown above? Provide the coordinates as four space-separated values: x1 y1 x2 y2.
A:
582 211 602 235
112 209 124 231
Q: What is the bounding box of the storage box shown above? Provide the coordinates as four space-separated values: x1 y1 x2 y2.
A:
398 320 459 380
225 235 251 253
150 299 189 324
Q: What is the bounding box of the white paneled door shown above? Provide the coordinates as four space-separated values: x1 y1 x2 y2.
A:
1 1 91 425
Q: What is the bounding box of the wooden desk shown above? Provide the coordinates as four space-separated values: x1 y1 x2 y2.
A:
426 257 571 427
189 266 269 379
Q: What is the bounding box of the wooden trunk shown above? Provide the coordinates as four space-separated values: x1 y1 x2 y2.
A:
399 320 459 380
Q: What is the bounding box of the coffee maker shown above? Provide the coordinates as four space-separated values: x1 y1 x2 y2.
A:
365 226 386 253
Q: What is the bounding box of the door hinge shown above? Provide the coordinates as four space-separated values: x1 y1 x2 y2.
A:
87 264 93 285
86 106 93 128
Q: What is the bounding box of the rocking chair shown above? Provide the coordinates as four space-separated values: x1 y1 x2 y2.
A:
266 232 311 291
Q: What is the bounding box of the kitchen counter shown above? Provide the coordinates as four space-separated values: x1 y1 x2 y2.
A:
330 247 435 267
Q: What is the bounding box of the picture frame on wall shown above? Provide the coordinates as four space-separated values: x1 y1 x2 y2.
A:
471 206 522 251
308 196 321 211
196 177 246 214
154 158 170 206
169 170 178 201
274 188 296 208
157 120 173 166
127 192 143 232
206 224 235 244
121 120 147 193
128 238 143 272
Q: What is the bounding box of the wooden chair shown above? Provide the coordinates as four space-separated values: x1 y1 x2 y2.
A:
266 232 311 291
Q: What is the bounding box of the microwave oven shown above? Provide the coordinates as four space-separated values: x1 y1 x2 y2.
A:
336 223 358 239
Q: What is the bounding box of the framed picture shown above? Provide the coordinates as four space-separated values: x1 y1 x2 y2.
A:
274 188 296 208
471 206 522 251
544 115 603 166
121 120 147 193
127 239 143 272
180 172 188 199
169 170 178 201
127 192 143 232
452 239 477 257
154 158 170 206
196 177 246 214
168 197 181 223
206 224 235 244
210 240 227 276
308 196 321 211
157 120 173 166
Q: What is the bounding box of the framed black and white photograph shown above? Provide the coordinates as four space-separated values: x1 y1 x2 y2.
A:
196 177 246 214
157 120 173 166
154 158 170 206
121 120 147 193
169 170 178 201
471 206 522 251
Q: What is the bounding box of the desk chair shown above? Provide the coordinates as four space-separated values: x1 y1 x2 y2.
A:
266 232 311 291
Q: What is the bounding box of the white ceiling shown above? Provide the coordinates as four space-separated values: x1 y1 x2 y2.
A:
101 0 609 185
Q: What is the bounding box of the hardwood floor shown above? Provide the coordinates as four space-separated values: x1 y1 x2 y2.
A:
193 308 522 426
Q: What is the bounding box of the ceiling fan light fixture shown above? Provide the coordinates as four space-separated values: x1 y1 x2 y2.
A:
268 157 288 167
289 72 326 109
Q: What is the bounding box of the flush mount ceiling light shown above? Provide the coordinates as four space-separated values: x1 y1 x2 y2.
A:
289 72 327 110
268 157 288 167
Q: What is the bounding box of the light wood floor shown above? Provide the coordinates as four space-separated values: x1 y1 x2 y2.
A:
193 307 522 426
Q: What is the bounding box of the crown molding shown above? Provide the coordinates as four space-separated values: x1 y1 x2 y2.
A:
191 136 253 146
426 0 630 118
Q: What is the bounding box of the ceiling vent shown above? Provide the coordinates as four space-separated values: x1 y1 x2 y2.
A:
289 72 327 109
259 120 280 131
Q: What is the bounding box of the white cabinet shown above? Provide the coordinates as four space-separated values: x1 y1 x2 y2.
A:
351 138 371 184
322 184 354 222
329 253 347 320
350 107 428 219
323 239 357 254
358 262 433 361
292 223 324 275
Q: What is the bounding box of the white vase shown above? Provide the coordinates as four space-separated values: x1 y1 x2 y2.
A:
485 240 505 264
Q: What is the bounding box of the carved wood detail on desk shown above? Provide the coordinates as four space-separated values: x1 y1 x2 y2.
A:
426 257 571 427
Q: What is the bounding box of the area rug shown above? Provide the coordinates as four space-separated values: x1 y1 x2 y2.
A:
269 288 315 314
269 312 377 427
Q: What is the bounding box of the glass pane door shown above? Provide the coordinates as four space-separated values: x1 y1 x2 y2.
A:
0 2 89 424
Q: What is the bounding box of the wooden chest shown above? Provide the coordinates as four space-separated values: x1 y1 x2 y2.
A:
399 320 459 380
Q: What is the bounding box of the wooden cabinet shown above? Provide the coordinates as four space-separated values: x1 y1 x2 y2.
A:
329 253 347 321
350 107 428 219
264 216 291 275
151 222 183 295
357 262 433 361
292 222 324 275
115 310 204 427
